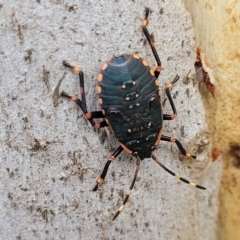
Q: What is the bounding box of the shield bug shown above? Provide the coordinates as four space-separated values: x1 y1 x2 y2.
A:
61 8 206 220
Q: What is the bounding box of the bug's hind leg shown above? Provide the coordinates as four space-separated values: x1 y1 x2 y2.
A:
93 146 123 191
160 135 196 159
142 8 161 78
163 75 179 121
152 154 205 190
112 156 141 220
61 61 107 128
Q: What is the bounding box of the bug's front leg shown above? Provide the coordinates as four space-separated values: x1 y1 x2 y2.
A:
142 8 161 78
61 61 108 128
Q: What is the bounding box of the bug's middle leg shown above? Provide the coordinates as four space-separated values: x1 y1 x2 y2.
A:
163 75 179 121
142 8 161 78
61 61 108 128
160 135 196 158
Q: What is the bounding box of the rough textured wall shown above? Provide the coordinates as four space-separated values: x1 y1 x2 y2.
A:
0 1 221 239
184 1 240 240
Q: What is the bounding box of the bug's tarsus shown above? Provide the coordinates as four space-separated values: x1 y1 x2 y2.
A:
62 60 82 73
112 156 141 221
92 185 98 191
151 154 206 190
145 7 150 19
93 146 123 191
62 60 72 68
61 91 81 107
172 75 180 84
61 91 72 99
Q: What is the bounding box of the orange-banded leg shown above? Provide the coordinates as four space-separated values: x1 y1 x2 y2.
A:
161 135 196 159
62 60 87 110
151 154 206 190
92 146 123 191
112 156 141 221
61 60 108 128
61 92 108 128
163 75 179 120
142 8 161 78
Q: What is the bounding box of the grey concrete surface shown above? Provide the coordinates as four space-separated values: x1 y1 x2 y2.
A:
0 0 221 239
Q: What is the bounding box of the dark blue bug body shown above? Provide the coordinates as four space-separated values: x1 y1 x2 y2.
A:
97 54 162 159
61 8 206 221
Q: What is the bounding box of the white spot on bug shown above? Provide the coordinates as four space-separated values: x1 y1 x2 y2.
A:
125 97 130 101
137 141 140 143
150 97 155 101
136 102 140 106
135 94 139 97
128 129 131 133
132 81 136 85
148 122 152 127
129 105 133 108
122 84 126 89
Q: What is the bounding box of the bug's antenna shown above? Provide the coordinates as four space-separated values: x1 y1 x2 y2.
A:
151 154 206 190
112 156 141 220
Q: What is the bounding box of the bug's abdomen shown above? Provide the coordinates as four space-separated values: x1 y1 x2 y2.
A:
98 54 157 115
97 54 163 159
